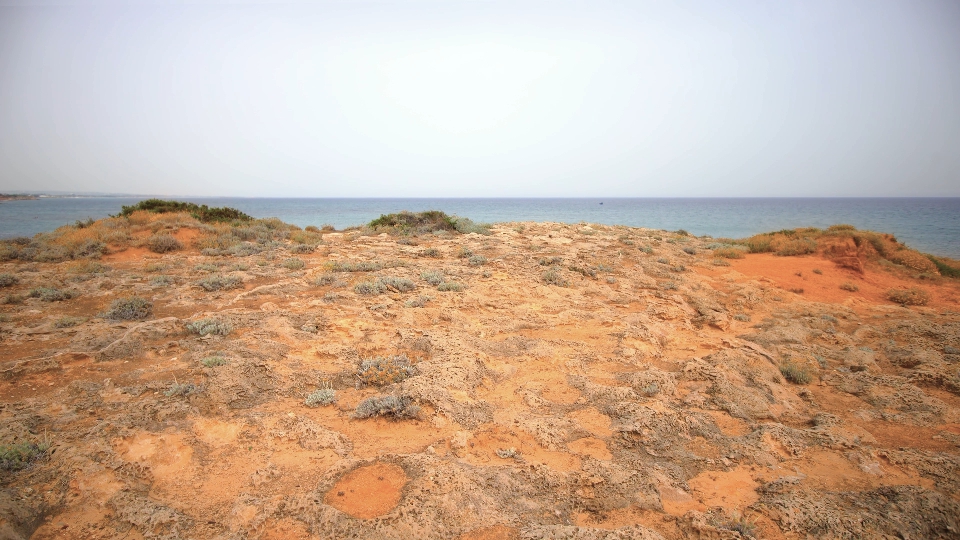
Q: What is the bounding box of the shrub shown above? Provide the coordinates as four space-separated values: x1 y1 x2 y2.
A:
379 276 416 292
452 216 491 235
887 288 929 306
67 260 108 274
201 356 227 367
780 361 812 384
314 273 340 286
355 276 416 295
458 246 474 258
712 259 731 266
197 274 242 291
288 243 315 254
538 257 563 266
29 287 75 302
421 271 444 286
146 234 183 253
54 316 85 328
103 296 152 320
151 275 174 286
404 295 431 308
775 238 816 256
542 267 568 287
164 382 199 397
682 247 697 255
467 255 487 266
369 210 457 234
927 255 960 279
326 260 383 272
839 282 860 292
0 273 17 288
281 258 305 270
733 313 750 322
419 248 441 258
354 395 420 419
0 441 49 471
305 387 336 407
888 249 939 273
437 281 465 292
186 318 232 336
118 199 252 223
713 247 745 259
358 355 415 386
354 280 386 295
640 246 654 254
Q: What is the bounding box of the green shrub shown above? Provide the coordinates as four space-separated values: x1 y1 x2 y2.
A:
197 274 242 291
0 441 49 471
467 255 487 266
281 257 305 270
146 234 183 253
369 210 456 234
452 216 492 235
780 361 812 384
887 288 929 306
201 356 227 367
288 243 315 254
151 275 174 286
927 255 960 278
186 318 232 336
437 281 465 292
354 395 420 419
118 199 252 223
103 296 152 320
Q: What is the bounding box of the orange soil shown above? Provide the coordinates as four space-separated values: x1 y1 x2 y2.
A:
698 252 960 308
323 462 408 519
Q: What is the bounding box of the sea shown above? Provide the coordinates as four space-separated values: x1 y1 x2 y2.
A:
1 197 958 259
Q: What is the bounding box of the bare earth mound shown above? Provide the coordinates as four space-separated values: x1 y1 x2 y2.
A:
2 215 960 539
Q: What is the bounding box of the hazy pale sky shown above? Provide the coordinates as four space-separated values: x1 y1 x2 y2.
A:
1 0 958 197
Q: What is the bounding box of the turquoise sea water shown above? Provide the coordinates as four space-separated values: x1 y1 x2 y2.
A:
1 197 958 258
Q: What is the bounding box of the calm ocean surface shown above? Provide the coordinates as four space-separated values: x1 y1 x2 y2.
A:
1 197 958 258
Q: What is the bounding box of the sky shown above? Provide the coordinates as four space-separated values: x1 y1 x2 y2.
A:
0 0 958 198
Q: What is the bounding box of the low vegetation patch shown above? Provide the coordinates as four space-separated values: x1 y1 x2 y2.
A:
436 281 466 292
118 199 252 223
29 287 75 302
713 247 745 259
887 287 929 306
369 210 456 234
358 355 416 386
186 318 232 336
1 441 49 471
354 276 416 295
103 296 152 320
164 382 199 397
839 282 860 292
197 274 243 291
0 273 17 287
354 395 420 419
281 257 305 270
201 356 227 367
54 315 85 328
542 267 568 287
304 386 336 407
146 233 183 253
780 361 812 384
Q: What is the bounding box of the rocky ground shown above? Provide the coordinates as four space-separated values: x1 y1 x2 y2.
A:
2 217 960 539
